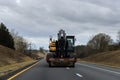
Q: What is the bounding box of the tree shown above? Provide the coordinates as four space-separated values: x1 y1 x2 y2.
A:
75 45 86 58
0 23 14 49
117 31 120 45
10 30 29 53
39 47 44 53
14 36 28 53
87 33 112 52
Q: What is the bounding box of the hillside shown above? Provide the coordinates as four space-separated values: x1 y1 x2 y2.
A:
30 50 45 59
0 45 33 67
82 50 120 67
0 45 35 76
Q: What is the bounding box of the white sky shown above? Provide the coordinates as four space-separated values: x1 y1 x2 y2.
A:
0 0 120 49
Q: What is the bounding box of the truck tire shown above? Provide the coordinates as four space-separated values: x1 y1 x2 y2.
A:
49 62 53 67
71 63 75 67
49 62 52 67
72 64 75 67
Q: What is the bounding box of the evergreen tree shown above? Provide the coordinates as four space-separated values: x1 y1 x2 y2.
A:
0 22 15 49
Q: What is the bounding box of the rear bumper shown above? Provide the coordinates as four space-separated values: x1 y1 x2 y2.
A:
50 58 76 61
48 58 76 65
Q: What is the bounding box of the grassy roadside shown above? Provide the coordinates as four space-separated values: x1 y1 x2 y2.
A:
0 60 36 77
77 50 120 69
77 58 120 69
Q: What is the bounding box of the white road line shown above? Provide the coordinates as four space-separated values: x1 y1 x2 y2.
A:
77 63 120 75
66 67 70 69
76 73 83 77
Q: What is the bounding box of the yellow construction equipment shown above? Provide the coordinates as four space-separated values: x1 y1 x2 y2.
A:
46 29 76 67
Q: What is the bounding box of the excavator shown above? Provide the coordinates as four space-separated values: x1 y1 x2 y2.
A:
46 29 76 67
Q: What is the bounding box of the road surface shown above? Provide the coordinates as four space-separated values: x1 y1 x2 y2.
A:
9 59 120 80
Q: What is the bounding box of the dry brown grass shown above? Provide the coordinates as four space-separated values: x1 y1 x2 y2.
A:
0 45 35 76
0 60 36 77
0 45 33 67
31 52 45 59
36 52 45 58
79 50 120 68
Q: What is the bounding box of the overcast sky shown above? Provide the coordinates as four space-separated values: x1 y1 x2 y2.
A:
0 0 120 49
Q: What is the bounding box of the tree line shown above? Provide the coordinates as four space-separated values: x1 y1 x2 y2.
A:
0 23 14 49
75 31 120 58
1 22 120 58
0 22 30 53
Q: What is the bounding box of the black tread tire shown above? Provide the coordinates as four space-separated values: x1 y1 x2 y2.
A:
71 63 75 67
49 62 51 67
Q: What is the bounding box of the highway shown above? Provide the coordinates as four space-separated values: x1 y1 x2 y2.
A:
8 59 120 80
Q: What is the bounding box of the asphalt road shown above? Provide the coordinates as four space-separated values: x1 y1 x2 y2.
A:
10 59 120 80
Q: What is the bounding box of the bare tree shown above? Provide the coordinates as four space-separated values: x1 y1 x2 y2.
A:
10 29 29 53
116 31 120 49
117 31 120 45
87 33 112 52
39 47 44 53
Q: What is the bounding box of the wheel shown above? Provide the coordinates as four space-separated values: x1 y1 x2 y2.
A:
72 64 75 67
49 62 51 67
70 63 75 67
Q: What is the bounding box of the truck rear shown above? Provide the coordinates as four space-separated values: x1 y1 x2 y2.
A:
46 29 76 67
46 53 76 67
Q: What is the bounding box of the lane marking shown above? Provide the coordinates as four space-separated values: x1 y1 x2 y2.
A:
66 67 70 69
7 61 40 80
77 63 120 75
75 73 83 77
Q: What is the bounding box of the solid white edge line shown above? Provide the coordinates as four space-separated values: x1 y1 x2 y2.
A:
76 73 83 77
77 63 120 75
